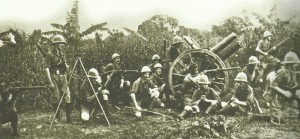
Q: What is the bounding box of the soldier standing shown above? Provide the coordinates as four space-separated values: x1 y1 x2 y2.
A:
103 53 131 106
45 35 72 124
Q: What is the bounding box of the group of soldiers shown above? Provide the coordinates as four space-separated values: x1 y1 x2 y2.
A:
1 31 299 137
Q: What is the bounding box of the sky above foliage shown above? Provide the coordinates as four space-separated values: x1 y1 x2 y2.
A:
0 0 299 33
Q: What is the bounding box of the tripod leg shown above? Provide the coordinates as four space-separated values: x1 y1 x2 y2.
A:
50 93 65 129
78 59 111 126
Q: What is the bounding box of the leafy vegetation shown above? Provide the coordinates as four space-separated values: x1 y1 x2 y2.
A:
0 2 300 138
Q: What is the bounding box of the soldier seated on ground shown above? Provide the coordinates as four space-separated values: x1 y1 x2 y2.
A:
103 53 131 106
80 68 110 122
130 66 165 117
0 85 21 137
177 74 221 119
150 63 175 106
217 72 262 116
175 63 201 110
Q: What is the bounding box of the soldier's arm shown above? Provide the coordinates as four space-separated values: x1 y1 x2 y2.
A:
256 40 268 55
130 80 141 110
271 72 292 98
45 54 54 86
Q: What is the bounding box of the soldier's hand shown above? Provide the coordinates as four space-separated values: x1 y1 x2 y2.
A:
49 82 54 88
136 106 142 111
283 90 292 98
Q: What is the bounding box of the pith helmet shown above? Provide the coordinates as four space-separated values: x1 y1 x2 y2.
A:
248 56 260 64
263 31 273 38
197 74 211 85
154 63 162 69
112 53 120 60
234 72 248 82
172 36 184 45
51 35 66 45
281 51 300 64
152 54 161 61
141 66 151 73
88 68 99 78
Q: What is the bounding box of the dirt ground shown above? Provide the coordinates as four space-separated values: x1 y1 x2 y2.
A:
1 106 300 139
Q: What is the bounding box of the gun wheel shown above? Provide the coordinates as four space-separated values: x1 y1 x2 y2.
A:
168 49 229 96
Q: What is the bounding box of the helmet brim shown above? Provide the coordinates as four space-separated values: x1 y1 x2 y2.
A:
234 79 248 82
281 61 300 64
51 41 67 45
249 61 260 64
172 41 184 45
88 75 99 79
197 81 211 85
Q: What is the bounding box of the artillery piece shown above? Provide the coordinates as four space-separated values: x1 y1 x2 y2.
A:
168 33 242 96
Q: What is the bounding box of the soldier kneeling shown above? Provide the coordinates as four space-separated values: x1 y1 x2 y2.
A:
0 87 21 137
80 68 110 122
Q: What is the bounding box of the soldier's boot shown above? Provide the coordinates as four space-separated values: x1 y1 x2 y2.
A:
150 98 165 111
217 104 232 114
53 103 61 122
178 110 188 120
247 114 271 123
11 113 21 137
65 103 73 124
102 100 110 117
204 105 215 115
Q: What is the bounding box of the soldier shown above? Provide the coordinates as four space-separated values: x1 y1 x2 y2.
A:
103 53 131 106
243 56 263 86
149 63 166 99
243 56 264 103
166 36 185 62
0 86 21 137
178 74 220 119
271 51 300 119
256 31 273 57
130 66 165 117
175 63 201 110
255 31 279 71
217 72 262 115
45 35 72 123
80 68 110 122
148 54 161 71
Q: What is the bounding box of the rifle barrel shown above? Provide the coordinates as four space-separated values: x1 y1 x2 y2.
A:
14 86 48 90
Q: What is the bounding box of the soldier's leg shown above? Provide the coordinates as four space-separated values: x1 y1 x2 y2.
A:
81 106 90 122
149 91 164 110
296 90 300 119
9 109 20 137
179 105 193 119
51 75 61 122
62 76 72 124
204 101 218 115
101 90 110 116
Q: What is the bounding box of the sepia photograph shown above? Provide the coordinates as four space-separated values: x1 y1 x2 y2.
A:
0 0 300 138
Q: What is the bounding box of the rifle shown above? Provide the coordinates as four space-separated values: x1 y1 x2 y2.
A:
203 67 240 73
6 86 48 93
110 70 139 73
35 43 47 58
